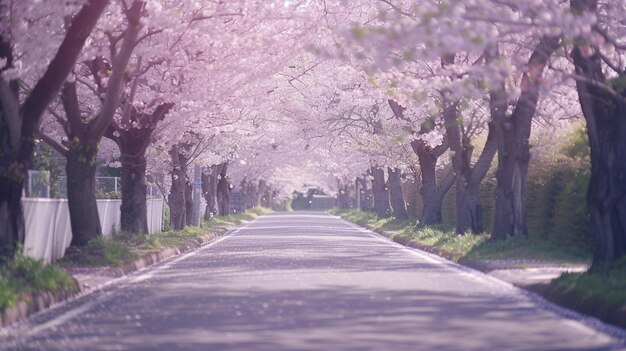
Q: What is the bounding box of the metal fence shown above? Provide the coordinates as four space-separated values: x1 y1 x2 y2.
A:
23 172 166 263
49 176 162 199
53 177 121 199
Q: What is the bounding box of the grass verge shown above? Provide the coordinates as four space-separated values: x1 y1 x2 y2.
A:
330 208 590 263
332 208 626 327
539 260 626 328
61 207 271 267
0 254 77 312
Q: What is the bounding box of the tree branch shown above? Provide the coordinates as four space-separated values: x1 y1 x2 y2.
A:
20 0 109 156
60 81 83 136
37 131 68 156
88 0 143 140
0 79 20 148
438 167 455 202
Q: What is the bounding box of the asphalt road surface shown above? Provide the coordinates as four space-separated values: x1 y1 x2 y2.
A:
1 212 625 351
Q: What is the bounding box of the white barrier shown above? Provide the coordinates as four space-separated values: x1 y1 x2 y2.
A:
98 200 122 239
147 199 164 235
22 199 72 264
22 198 164 263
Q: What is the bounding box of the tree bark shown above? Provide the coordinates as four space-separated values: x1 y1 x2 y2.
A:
441 53 498 234
491 36 560 240
258 179 270 208
246 179 259 209
0 35 23 260
371 166 391 217
0 178 24 261
216 163 230 216
453 133 496 235
356 176 373 212
414 143 444 224
440 53 469 233
120 148 148 233
336 178 351 209
117 129 149 234
571 0 626 267
168 145 187 230
202 165 220 219
387 167 408 220
111 103 173 234
389 99 451 225
66 143 101 246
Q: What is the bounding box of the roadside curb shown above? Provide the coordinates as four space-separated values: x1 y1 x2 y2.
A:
365 224 461 261
0 226 232 329
95 228 229 282
359 222 626 332
0 286 78 329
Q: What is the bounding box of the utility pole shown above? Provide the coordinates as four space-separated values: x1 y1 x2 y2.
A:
191 164 202 226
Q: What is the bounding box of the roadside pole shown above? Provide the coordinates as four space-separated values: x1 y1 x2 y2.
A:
192 164 202 226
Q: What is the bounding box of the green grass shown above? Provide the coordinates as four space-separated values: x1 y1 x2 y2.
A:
543 259 626 327
61 237 138 266
0 254 77 311
61 207 271 267
553 265 626 308
393 225 488 260
146 225 209 249
465 236 590 262
332 208 591 263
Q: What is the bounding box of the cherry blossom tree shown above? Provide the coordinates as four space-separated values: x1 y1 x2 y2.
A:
0 0 109 259
569 0 626 267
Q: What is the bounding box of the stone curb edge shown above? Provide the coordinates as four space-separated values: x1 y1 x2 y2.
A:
363 223 626 332
364 224 461 262
0 226 231 329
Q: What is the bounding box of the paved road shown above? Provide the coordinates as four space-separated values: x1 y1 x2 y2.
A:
2 212 625 350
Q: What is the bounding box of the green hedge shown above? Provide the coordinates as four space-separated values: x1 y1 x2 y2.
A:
437 125 593 253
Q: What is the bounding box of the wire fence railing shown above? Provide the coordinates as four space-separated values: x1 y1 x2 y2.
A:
26 172 162 199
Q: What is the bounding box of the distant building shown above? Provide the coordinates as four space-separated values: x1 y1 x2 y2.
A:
309 195 336 210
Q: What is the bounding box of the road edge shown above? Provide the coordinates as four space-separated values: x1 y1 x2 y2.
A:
0 225 235 330
331 214 626 343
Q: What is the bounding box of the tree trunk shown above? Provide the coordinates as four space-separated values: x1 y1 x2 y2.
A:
67 145 102 246
416 147 443 225
387 167 408 220
0 177 24 260
112 103 173 234
0 2 107 259
452 156 476 235
246 180 259 209
119 134 148 234
570 6 626 266
336 179 351 209
440 53 497 234
491 36 560 240
404 173 420 219
440 53 470 233
492 121 530 239
356 176 373 212
258 179 270 208
371 166 391 217
202 165 220 219
216 163 230 216
168 145 187 230
389 100 450 225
